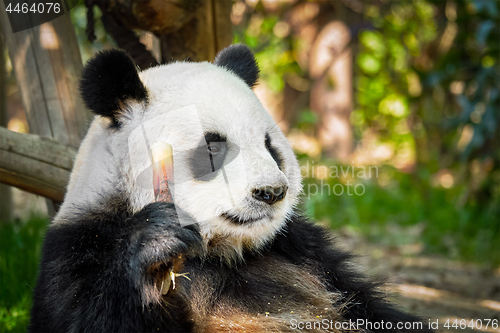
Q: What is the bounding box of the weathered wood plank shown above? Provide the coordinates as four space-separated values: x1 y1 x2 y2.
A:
0 126 76 201
0 6 91 148
0 126 75 170
0 4 90 209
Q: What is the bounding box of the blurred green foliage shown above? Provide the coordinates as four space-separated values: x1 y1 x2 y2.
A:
233 0 499 265
302 164 499 266
350 0 499 174
356 0 499 264
235 13 299 93
0 217 48 332
70 2 113 62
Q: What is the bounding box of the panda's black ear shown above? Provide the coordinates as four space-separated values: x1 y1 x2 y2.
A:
80 49 147 125
214 44 259 88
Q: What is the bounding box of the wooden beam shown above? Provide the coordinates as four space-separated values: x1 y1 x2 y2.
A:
0 126 76 202
0 4 90 210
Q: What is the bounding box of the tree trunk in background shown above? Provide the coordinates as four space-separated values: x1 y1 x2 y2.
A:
0 24 12 224
0 5 92 217
159 0 233 62
310 20 353 162
94 0 232 64
308 0 364 162
282 1 362 161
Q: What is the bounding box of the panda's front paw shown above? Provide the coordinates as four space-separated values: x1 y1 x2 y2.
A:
126 202 203 294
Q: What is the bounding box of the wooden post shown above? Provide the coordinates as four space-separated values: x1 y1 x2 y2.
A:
0 4 92 215
160 0 233 62
94 0 232 63
0 24 13 223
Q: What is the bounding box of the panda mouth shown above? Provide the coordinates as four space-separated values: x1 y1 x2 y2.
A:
220 212 269 225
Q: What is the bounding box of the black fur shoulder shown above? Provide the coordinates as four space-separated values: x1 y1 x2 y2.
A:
29 201 201 332
270 215 433 333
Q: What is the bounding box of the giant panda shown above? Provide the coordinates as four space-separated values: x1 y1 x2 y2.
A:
30 45 431 333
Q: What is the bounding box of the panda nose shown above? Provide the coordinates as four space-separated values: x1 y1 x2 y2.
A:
252 186 287 205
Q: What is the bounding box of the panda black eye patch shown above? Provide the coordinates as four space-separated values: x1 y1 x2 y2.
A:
189 132 228 181
265 133 283 170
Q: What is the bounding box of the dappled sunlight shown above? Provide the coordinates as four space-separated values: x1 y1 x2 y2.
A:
309 21 351 78
6 118 27 133
287 130 321 158
431 169 455 189
480 300 500 312
457 124 474 152
39 23 59 50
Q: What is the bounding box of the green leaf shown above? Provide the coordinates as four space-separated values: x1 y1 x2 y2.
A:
378 94 409 118
358 53 381 75
359 31 386 58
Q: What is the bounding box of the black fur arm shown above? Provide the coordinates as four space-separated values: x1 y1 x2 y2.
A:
270 216 433 333
29 202 201 333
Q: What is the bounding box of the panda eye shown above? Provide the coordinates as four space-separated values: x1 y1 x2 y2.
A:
207 144 221 155
265 133 283 170
190 132 230 181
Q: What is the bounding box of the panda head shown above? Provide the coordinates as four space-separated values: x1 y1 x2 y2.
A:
68 45 301 260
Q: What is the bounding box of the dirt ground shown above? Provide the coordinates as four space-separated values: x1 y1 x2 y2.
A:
338 229 500 333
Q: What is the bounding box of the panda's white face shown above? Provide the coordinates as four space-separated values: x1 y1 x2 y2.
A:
59 47 301 260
